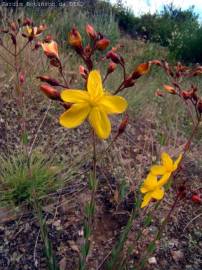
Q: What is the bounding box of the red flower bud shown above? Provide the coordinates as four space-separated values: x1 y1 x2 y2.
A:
37 76 61 87
79 65 88 79
107 61 117 74
23 18 33 26
191 194 201 203
118 114 129 135
106 51 121 64
155 89 164 97
40 84 61 101
86 24 97 39
19 72 25 85
123 76 135 88
96 38 110 51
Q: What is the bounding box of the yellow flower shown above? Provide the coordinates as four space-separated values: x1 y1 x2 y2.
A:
140 174 165 208
150 152 182 186
59 70 128 139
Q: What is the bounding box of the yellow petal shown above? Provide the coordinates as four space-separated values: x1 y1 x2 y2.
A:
151 188 164 200
87 70 103 98
157 172 171 187
61 89 89 103
161 152 173 171
141 173 158 193
99 95 128 114
173 153 182 171
60 103 90 128
141 192 152 208
88 107 111 139
150 165 166 175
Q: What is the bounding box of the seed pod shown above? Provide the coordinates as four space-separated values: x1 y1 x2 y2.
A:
118 114 129 135
163 85 177 95
106 51 121 64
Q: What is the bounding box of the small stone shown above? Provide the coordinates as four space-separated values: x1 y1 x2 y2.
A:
171 250 184 262
148 256 157 264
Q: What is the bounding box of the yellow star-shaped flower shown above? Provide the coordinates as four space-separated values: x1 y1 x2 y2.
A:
59 70 128 139
150 152 182 185
140 173 165 208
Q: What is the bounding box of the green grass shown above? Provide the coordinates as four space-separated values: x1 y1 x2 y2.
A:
0 150 61 207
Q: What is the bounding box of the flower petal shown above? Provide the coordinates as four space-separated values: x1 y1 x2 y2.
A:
87 70 103 98
61 89 89 103
151 188 164 200
150 165 166 175
60 103 90 128
99 95 128 114
88 107 111 139
173 153 182 171
161 152 173 171
141 173 158 193
157 172 171 187
141 192 152 208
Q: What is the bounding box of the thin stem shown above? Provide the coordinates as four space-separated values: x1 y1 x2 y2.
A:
59 67 69 88
16 40 30 56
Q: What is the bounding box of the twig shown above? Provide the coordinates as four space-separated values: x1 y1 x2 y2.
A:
183 212 202 232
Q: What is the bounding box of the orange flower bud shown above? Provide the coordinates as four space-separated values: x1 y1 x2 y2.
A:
107 61 117 74
68 27 82 48
197 99 202 114
40 84 61 101
132 62 150 80
79 65 88 79
41 40 59 60
86 24 97 39
118 114 129 135
96 38 110 51
163 85 177 95
37 76 61 87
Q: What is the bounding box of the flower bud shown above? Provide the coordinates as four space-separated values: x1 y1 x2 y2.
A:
96 38 110 51
40 84 61 101
19 72 25 85
10 22 17 32
163 85 177 94
155 89 164 97
37 76 61 87
191 194 201 203
118 114 129 135
150 59 161 66
86 24 97 39
181 90 193 100
132 62 150 80
41 40 59 60
36 24 47 35
23 18 33 26
123 76 135 88
43 35 53 43
68 27 82 48
106 51 121 64
107 61 117 74
10 33 16 45
79 65 88 79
